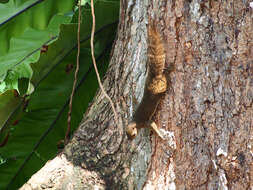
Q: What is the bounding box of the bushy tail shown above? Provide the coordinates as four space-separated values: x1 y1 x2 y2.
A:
147 22 166 77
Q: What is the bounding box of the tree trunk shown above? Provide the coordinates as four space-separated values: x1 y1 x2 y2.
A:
21 0 253 189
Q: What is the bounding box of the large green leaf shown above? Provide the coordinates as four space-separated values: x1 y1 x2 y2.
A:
0 1 119 189
0 0 75 93
0 0 75 54
0 90 22 127
0 0 75 136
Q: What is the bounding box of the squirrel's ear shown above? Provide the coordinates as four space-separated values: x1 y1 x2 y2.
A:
126 122 138 139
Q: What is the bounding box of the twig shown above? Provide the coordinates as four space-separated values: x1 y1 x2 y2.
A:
90 0 118 124
65 0 81 145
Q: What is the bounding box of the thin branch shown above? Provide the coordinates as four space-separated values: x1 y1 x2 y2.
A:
65 0 81 145
90 0 118 124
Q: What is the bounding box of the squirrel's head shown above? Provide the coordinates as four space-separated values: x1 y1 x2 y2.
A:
126 122 138 139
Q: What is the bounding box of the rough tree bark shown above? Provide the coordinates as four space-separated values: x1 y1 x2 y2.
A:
21 0 253 189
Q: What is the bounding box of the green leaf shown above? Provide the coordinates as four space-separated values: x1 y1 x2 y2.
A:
18 78 29 96
81 0 90 6
0 0 75 94
0 90 22 128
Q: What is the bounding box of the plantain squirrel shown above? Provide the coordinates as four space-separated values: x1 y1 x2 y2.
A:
126 22 167 140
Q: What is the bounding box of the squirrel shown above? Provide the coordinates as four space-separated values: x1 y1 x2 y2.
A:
126 22 167 140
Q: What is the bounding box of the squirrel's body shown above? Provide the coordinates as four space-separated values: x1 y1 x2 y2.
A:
126 23 167 139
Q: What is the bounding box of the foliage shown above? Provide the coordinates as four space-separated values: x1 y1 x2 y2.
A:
0 0 119 189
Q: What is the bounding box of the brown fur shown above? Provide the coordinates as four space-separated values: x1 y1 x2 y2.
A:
147 25 166 78
126 22 167 139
